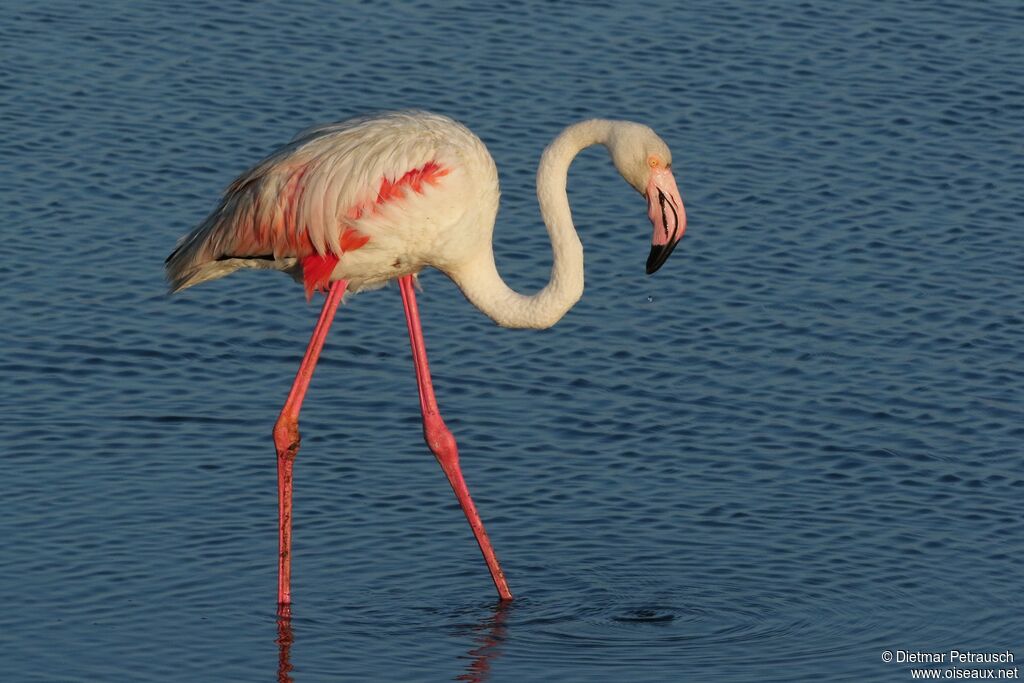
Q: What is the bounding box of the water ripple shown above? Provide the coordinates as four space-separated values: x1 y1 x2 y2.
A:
3 0 1023 681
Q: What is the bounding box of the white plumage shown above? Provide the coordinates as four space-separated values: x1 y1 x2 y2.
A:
167 110 685 327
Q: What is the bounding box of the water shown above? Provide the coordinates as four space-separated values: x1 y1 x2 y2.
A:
2 1 1022 681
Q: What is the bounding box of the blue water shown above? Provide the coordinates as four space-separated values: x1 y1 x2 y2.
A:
2 1 1022 681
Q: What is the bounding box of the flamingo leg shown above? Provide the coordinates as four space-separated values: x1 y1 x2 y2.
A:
398 275 513 601
273 278 348 608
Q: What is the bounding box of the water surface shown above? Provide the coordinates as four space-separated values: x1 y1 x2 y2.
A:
2 1 1022 681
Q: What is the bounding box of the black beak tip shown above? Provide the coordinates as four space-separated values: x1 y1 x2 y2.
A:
646 240 679 275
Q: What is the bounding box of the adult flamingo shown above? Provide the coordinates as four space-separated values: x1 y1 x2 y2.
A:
166 111 686 606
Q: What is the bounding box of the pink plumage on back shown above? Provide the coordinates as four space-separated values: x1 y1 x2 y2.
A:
222 161 322 258
298 160 448 296
164 113 453 294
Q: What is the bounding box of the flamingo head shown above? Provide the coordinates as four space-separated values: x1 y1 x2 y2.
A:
608 123 687 274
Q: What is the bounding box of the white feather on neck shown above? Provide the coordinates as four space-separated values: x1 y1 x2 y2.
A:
448 119 618 329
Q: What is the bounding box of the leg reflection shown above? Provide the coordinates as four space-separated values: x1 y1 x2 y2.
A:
275 601 509 682
276 604 294 683
455 601 510 683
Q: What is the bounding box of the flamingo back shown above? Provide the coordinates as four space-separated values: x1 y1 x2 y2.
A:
165 111 485 295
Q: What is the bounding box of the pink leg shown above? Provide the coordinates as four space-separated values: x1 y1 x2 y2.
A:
398 275 513 601
273 278 348 608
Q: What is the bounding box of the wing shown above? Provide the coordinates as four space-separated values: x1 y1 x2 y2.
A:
165 111 454 292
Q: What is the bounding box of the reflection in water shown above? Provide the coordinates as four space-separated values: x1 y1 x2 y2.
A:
274 602 508 682
276 605 294 683
454 602 510 683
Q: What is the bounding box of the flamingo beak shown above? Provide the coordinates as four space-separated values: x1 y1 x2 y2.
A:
644 167 687 274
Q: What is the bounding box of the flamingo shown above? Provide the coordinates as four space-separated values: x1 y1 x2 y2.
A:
166 111 686 606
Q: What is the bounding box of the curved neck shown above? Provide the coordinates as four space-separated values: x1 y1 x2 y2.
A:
452 120 615 329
